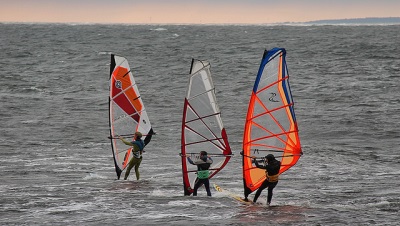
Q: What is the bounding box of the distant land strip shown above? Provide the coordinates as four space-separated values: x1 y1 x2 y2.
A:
304 17 400 24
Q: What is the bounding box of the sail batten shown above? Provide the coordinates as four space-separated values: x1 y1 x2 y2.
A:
109 54 154 179
181 59 232 196
242 48 302 197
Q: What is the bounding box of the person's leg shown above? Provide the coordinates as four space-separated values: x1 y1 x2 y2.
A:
124 157 136 180
253 180 269 203
134 157 142 180
266 182 278 204
203 179 211 196
192 179 202 196
244 191 249 201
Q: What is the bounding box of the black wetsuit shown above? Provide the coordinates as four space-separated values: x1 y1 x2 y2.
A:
253 159 281 204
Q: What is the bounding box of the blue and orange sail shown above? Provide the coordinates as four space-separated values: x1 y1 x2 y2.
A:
242 48 302 197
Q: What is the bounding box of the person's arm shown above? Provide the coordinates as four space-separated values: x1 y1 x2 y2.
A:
253 157 266 169
187 157 194 165
119 137 133 146
119 137 140 152
207 157 213 164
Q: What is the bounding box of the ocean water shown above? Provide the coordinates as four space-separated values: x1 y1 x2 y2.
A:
0 23 399 225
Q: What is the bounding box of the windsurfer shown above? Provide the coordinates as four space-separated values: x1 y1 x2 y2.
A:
187 151 213 196
248 154 281 205
119 132 145 180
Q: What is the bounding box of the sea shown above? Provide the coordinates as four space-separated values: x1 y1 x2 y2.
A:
0 23 399 225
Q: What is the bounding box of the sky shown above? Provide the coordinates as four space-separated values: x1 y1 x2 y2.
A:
1 0 400 24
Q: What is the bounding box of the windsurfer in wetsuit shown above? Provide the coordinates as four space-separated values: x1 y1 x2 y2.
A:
119 131 145 180
251 154 281 205
187 151 213 196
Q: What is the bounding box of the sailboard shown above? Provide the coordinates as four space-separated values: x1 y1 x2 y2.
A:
109 54 154 179
242 48 302 198
213 184 252 204
180 59 232 196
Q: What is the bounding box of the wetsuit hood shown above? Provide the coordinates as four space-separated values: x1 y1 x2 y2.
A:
265 154 275 162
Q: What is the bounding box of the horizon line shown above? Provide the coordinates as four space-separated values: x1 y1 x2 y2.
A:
1 16 400 26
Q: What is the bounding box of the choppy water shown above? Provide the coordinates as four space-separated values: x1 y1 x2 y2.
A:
1 23 399 225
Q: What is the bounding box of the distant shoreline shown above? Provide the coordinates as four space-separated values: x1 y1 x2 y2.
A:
303 17 400 25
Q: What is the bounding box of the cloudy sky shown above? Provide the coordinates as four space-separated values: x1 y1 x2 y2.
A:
1 0 399 24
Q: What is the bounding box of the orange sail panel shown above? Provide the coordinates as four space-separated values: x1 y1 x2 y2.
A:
181 59 232 196
109 54 154 179
242 48 302 197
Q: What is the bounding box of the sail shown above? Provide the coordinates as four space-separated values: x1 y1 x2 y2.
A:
109 54 154 179
242 48 302 197
181 59 232 195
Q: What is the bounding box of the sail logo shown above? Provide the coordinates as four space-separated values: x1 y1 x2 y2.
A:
115 80 122 89
269 93 279 102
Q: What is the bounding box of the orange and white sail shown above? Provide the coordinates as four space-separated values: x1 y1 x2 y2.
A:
242 48 302 197
109 54 154 179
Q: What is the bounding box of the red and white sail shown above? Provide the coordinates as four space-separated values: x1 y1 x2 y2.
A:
181 59 232 195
